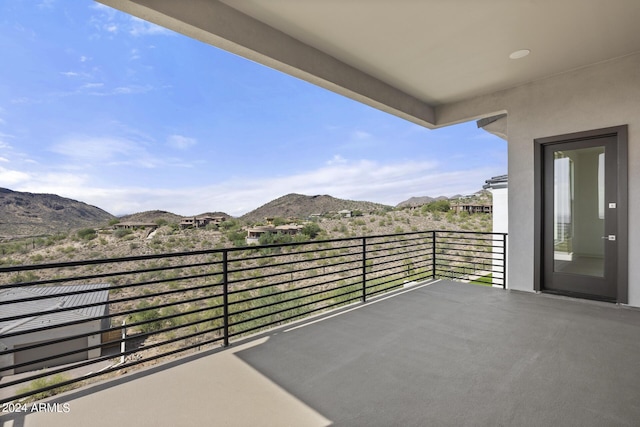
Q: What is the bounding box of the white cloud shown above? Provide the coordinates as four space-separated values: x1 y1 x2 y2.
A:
50 136 160 169
9 157 498 217
61 71 79 77
81 82 104 89
0 157 8 163
11 97 36 105
84 85 153 96
80 56 90 63
0 167 30 186
129 17 174 37
167 135 197 150
38 0 55 10
327 155 347 165
351 130 372 140
113 85 152 95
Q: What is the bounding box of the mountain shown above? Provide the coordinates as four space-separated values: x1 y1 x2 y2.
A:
396 196 436 208
396 195 450 208
118 210 233 225
0 188 115 238
119 210 184 224
241 193 392 222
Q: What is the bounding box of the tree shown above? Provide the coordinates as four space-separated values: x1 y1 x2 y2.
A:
271 217 287 226
301 223 322 239
421 200 450 213
77 228 97 240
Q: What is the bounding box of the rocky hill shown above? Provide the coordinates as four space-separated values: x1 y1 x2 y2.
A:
118 210 232 225
241 193 392 222
396 192 486 208
0 188 115 238
119 210 185 224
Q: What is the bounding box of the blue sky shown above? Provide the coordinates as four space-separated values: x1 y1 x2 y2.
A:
0 1 506 217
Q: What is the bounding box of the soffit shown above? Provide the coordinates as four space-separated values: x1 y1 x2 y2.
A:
218 0 640 106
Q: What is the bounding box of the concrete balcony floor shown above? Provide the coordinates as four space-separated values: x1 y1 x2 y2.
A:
2 280 640 427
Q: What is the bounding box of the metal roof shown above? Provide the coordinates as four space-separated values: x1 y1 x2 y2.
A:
483 175 508 190
0 284 109 335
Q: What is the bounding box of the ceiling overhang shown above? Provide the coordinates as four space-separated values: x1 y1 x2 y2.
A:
97 0 640 129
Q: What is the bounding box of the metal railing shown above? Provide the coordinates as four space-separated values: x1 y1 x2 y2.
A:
0 230 506 403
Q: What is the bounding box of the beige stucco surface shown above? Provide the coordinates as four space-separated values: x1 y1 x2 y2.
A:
438 52 640 306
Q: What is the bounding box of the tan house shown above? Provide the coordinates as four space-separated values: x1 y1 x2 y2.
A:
246 224 304 244
180 216 226 229
113 222 157 230
450 203 493 214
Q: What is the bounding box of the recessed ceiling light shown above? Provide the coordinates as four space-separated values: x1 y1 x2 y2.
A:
509 49 531 59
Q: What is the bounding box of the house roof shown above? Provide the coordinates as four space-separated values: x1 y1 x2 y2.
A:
98 0 640 128
483 174 508 190
0 284 110 334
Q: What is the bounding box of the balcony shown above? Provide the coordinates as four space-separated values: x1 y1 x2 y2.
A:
2 230 638 425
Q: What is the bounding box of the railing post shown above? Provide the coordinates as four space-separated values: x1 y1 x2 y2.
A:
362 237 367 303
502 233 507 290
432 231 436 280
222 250 229 347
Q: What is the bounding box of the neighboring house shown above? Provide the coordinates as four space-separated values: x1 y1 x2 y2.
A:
275 224 304 235
180 216 226 229
246 226 278 244
113 222 157 230
483 175 508 235
337 210 352 218
0 284 110 376
484 175 509 287
246 224 304 244
450 203 493 214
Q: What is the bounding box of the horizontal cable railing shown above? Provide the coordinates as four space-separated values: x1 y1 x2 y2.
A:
0 230 506 403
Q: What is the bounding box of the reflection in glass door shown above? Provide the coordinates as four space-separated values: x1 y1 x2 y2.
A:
542 133 618 301
552 147 605 277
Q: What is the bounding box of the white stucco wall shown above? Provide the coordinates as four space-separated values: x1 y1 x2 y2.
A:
438 52 640 306
491 188 508 235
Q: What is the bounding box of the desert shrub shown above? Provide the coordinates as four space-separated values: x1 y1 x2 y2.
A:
421 200 450 213
131 302 162 333
114 228 133 238
77 228 97 240
17 374 73 402
220 219 239 231
259 232 292 245
301 223 322 239
30 254 45 263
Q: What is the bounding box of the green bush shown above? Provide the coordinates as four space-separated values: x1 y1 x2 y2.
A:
17 374 73 402
301 223 322 239
114 228 133 238
259 232 293 245
421 200 450 213
220 219 239 231
130 302 162 333
77 228 97 240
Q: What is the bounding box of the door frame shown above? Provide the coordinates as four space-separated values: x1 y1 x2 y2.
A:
534 125 628 303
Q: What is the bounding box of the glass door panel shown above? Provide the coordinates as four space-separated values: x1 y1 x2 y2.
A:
552 147 605 277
